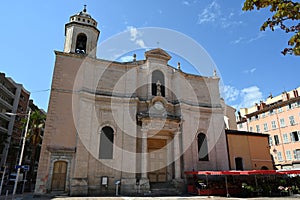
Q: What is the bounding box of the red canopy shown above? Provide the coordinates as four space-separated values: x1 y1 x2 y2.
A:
185 169 300 176
276 170 300 175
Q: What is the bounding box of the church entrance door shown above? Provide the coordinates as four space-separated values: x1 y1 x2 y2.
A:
51 161 67 191
147 139 167 182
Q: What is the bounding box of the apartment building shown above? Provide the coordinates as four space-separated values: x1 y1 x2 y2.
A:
237 87 300 170
0 73 30 170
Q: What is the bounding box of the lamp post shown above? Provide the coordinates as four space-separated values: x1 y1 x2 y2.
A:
5 109 31 196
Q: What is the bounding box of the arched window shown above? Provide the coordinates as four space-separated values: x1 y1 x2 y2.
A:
75 33 87 54
152 70 165 97
197 133 209 161
99 126 114 159
235 157 243 170
261 166 269 170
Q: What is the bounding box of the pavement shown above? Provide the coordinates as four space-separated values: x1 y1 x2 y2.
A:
0 193 300 200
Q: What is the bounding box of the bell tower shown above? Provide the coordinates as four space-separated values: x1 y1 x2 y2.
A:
64 5 100 58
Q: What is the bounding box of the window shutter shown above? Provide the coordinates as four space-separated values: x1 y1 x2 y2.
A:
291 132 295 142
294 150 297 159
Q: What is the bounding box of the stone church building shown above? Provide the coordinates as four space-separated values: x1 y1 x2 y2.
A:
35 7 229 196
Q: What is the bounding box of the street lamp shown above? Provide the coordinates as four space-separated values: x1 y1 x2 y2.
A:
5 109 31 196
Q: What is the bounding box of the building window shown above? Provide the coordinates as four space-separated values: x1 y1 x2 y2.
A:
256 125 260 133
250 127 253 132
286 150 292 160
269 136 273 146
99 126 114 159
151 70 165 97
274 135 280 145
287 104 292 110
294 149 300 160
75 33 87 54
262 112 266 118
235 157 243 170
283 133 289 144
289 116 296 126
280 118 286 128
197 133 209 161
271 121 277 130
269 109 275 116
290 131 300 142
239 123 243 129
263 123 268 132
277 152 283 161
278 107 283 113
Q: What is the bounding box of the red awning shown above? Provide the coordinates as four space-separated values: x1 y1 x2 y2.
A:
276 170 300 175
239 170 276 175
185 169 300 176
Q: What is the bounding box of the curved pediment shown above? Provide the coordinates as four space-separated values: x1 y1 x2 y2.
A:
145 48 172 61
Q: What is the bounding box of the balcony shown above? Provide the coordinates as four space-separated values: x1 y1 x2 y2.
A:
0 112 10 121
0 83 15 98
0 126 8 133
0 97 13 110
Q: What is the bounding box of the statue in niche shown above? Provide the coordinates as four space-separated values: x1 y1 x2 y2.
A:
156 80 162 96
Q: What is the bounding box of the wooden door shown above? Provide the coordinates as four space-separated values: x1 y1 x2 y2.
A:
148 139 167 182
51 161 67 191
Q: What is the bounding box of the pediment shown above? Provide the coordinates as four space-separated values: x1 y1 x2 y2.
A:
145 48 172 61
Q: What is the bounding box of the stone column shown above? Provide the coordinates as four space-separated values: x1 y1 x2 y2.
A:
141 128 148 178
174 131 182 179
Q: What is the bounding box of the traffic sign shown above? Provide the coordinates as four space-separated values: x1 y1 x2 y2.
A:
14 165 29 171
22 165 29 171
15 165 21 169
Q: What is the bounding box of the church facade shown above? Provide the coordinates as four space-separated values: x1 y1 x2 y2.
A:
35 7 229 196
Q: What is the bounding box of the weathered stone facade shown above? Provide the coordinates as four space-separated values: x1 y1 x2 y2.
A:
35 7 229 196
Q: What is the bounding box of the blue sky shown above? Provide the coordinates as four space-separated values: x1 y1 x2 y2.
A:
0 0 299 111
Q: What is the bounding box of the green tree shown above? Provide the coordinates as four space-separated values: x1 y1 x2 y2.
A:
23 110 45 189
243 0 300 55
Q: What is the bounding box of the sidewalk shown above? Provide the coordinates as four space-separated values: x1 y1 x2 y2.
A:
0 193 52 200
0 193 300 200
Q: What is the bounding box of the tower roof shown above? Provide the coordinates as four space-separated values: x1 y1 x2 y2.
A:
69 5 98 28
76 5 92 18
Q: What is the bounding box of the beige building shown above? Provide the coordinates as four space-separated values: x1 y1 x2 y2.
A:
238 87 300 170
226 130 273 170
35 7 229 196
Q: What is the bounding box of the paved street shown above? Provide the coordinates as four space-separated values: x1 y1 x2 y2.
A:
0 194 300 200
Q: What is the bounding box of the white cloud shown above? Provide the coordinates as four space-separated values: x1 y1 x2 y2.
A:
240 86 263 108
136 39 146 48
198 1 220 24
182 1 190 6
126 26 147 48
247 32 265 43
243 68 257 74
231 37 244 44
231 32 265 45
119 56 133 62
197 1 243 28
222 85 263 110
127 26 139 41
222 85 240 102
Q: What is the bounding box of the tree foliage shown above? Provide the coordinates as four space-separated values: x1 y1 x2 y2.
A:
243 0 300 55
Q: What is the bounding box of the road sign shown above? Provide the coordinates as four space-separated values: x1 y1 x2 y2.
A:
14 165 29 171
21 165 30 171
15 165 21 169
